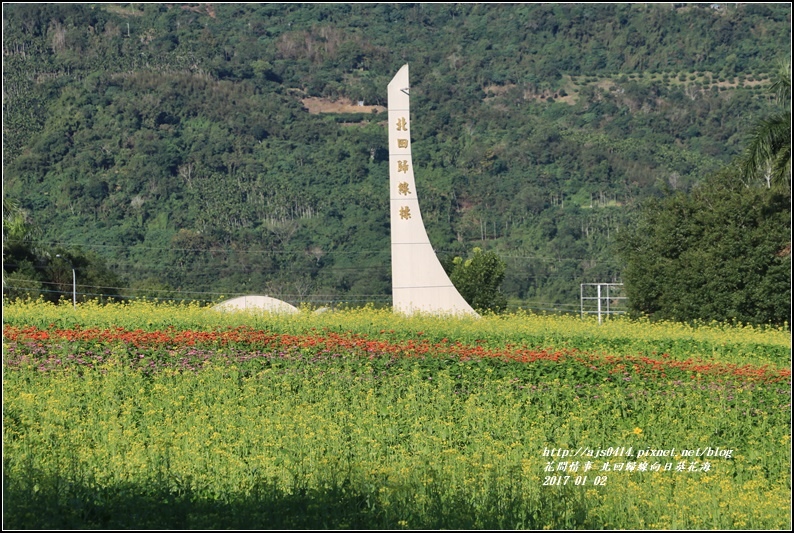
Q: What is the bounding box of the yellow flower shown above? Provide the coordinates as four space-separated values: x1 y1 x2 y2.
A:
633 427 643 435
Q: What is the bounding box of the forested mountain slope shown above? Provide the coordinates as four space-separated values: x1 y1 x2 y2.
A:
3 3 790 310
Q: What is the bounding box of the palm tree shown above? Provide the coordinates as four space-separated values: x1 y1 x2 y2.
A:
2 198 40 251
3 197 44 295
740 61 791 188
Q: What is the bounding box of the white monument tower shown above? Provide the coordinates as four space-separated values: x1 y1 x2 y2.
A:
388 64 479 317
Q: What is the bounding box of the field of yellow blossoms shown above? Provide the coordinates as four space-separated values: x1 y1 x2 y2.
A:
3 299 790 529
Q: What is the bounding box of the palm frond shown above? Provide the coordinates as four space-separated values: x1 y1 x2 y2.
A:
740 112 792 186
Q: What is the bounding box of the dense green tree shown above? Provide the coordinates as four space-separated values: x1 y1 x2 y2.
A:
3 198 40 250
3 198 45 299
46 248 126 304
616 170 790 325
3 198 126 303
449 247 508 314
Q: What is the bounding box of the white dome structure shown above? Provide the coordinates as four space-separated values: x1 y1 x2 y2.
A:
213 295 299 314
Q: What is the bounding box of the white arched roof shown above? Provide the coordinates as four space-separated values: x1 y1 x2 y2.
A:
213 295 299 314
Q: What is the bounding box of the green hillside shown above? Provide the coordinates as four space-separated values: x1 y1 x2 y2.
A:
2 3 790 312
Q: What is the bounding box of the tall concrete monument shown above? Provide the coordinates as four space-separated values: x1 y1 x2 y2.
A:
388 64 479 317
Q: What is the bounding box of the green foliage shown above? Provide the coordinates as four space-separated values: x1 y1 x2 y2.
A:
616 170 791 326
740 61 791 188
1 3 790 311
3 199 125 303
449 248 508 314
3 198 40 248
3 198 45 298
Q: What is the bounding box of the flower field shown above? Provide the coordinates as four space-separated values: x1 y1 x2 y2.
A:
3 299 791 529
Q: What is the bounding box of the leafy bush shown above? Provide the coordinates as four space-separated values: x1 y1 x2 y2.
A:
449 248 508 314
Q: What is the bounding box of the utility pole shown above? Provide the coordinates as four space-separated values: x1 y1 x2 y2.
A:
56 254 76 309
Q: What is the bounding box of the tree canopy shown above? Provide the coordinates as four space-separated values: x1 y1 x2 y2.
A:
447 248 508 314
2 3 790 315
616 169 790 325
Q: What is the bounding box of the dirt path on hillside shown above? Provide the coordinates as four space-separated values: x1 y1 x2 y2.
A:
302 97 385 115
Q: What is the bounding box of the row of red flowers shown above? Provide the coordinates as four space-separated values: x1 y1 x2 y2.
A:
3 324 790 382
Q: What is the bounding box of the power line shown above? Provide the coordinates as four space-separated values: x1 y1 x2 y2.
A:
4 259 618 279
2 260 392 275
3 284 582 313
3 282 392 302
3 278 390 298
26 239 624 264
29 239 389 256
